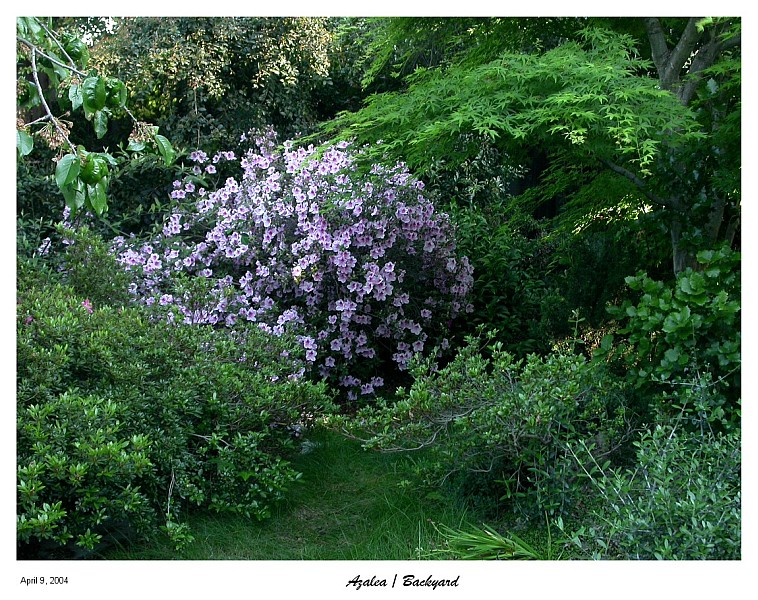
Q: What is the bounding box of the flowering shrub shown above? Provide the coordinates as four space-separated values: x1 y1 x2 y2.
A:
17 257 334 556
113 129 474 399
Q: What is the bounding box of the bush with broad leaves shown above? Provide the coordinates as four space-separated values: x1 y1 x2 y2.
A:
113 129 474 400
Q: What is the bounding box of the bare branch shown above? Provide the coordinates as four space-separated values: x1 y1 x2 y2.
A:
23 114 54 127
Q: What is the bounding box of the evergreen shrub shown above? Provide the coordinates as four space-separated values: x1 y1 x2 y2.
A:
600 245 741 424
17 257 334 557
338 330 631 517
570 394 741 560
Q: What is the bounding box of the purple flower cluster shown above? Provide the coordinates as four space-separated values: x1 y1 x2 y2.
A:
113 129 474 400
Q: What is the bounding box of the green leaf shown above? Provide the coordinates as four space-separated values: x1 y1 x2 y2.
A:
17 129 34 157
55 154 81 188
81 76 107 118
61 178 86 211
599 334 614 352
664 348 680 364
697 250 715 263
126 140 146 152
18 17 43 42
93 110 109 139
678 276 693 295
105 77 127 108
662 315 678 333
87 179 108 215
153 134 176 166
69 84 83 111
62 33 89 68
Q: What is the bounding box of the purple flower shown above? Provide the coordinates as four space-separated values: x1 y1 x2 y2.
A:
190 150 208 163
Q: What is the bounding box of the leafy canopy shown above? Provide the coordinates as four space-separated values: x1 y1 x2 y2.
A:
325 28 703 179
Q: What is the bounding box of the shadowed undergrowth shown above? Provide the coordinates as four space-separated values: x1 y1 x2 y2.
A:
104 428 474 560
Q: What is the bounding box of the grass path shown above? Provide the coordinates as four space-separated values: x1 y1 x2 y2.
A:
105 428 474 560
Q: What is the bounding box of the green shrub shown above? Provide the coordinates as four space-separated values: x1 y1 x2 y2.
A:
569 395 741 559
337 330 631 517
17 393 155 555
599 245 740 425
57 224 134 308
17 259 335 557
450 206 569 354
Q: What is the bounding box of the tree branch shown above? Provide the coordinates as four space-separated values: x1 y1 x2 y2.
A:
665 18 703 84
678 23 740 106
644 18 671 81
28 46 77 155
17 36 88 78
31 17 80 72
644 17 704 96
600 158 672 208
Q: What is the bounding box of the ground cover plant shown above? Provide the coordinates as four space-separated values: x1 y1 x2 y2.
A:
17 236 334 557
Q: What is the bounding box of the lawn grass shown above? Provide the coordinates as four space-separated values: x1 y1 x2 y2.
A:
104 427 475 560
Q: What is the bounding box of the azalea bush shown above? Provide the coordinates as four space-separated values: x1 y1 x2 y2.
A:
113 129 474 400
17 254 334 557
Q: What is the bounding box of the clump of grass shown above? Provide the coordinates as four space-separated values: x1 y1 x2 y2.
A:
428 516 572 560
104 428 473 560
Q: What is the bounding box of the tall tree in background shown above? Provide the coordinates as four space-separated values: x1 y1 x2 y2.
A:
641 17 740 272
91 17 336 149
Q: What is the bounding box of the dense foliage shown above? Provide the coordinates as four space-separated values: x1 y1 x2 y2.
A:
600 245 741 424
338 331 631 518
572 416 741 560
323 19 740 274
91 17 337 149
17 231 334 556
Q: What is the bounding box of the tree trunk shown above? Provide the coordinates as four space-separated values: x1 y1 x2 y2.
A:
644 17 740 274
669 218 699 273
